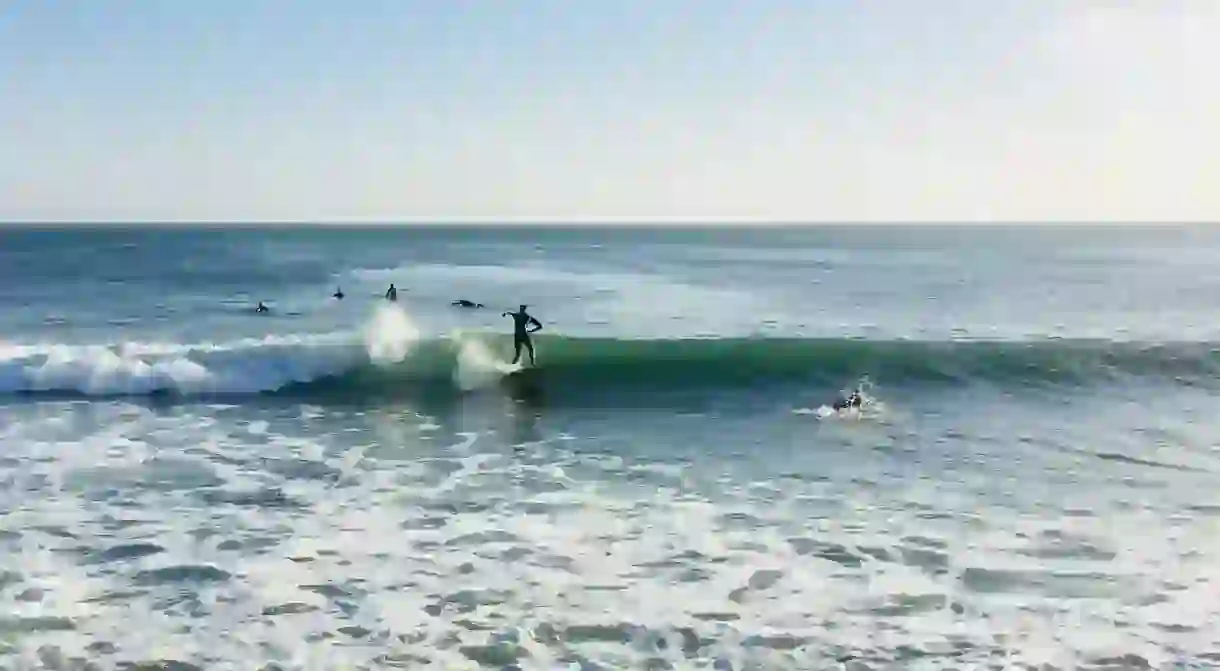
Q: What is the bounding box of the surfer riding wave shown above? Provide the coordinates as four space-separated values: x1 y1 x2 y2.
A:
503 304 542 366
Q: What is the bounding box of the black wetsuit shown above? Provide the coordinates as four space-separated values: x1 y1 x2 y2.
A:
505 309 542 365
833 392 862 411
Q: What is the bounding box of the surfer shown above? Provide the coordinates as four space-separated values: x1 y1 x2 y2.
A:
832 390 863 411
255 301 269 313
385 284 397 301
502 304 542 366
452 299 484 308
333 286 344 300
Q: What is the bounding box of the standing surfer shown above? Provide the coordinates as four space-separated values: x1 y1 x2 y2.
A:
503 304 542 366
385 284 397 301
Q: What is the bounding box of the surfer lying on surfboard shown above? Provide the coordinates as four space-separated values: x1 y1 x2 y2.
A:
833 390 863 411
830 378 877 413
503 304 542 366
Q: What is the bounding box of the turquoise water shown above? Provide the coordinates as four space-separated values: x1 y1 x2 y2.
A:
2 225 1220 669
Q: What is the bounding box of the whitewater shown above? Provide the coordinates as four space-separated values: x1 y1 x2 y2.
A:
2 225 1220 670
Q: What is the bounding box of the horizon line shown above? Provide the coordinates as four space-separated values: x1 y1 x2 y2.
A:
3 219 1219 228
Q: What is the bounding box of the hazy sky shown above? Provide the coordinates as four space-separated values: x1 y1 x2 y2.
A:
1 1 1216 223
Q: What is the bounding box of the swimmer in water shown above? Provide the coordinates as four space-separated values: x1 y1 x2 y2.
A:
502 304 542 366
832 390 863 411
333 286 344 300
255 301 269 313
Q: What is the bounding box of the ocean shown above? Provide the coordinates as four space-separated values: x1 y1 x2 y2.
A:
1 224 1219 670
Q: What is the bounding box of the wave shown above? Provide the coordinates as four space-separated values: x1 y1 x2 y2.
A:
423 335 1220 394
0 304 420 397
2 306 1218 400
3 335 1218 400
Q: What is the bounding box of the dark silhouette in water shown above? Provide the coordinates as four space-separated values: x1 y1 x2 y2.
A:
333 287 344 299
502 304 542 366
452 299 484 308
385 284 397 301
255 301 269 313
832 390 863 411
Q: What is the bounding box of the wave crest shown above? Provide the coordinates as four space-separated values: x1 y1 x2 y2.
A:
2 316 1217 400
0 304 428 396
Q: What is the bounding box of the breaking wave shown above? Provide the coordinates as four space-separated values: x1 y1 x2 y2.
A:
2 306 1217 401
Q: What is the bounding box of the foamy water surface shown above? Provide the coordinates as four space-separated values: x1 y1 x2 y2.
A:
3 226 1220 670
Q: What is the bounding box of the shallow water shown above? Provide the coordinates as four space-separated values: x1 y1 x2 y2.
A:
2 225 1220 669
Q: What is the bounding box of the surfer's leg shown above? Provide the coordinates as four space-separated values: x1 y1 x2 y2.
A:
511 336 524 364
525 339 535 366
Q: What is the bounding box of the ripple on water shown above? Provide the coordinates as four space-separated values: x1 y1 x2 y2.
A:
87 543 166 564
132 565 232 585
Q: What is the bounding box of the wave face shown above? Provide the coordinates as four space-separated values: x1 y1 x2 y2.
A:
438 335 1220 387
4 325 1218 400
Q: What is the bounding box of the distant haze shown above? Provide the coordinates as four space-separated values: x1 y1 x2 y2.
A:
2 2 1216 223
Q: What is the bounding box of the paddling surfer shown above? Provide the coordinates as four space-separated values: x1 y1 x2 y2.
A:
833 390 863 411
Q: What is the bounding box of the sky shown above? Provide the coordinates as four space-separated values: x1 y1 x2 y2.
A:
1 1 1217 223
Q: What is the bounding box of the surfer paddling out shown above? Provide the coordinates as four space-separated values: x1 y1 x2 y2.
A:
503 304 542 366
833 390 863 411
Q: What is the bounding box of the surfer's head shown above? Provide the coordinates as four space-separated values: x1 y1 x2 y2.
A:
520 304 527 311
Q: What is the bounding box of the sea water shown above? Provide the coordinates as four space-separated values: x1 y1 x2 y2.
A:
2 225 1219 670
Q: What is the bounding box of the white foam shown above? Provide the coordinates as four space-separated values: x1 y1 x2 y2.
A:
452 331 521 392
363 302 422 365
0 304 425 396
3 400 1218 670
